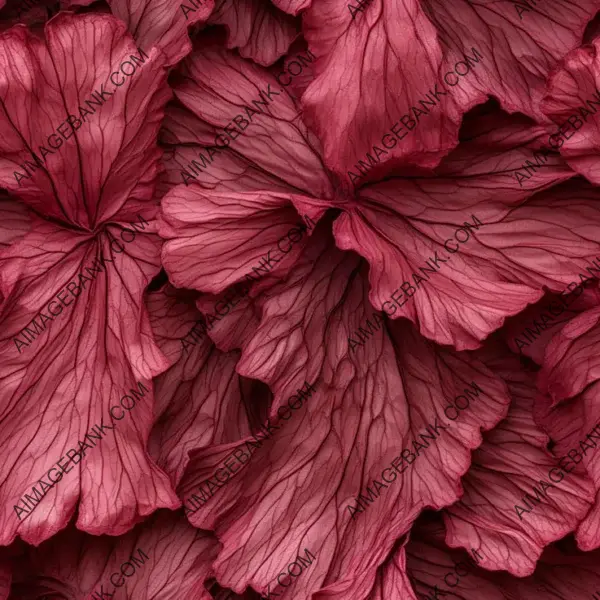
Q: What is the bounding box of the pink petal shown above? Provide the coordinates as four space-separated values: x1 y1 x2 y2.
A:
302 0 596 182
503 283 600 364
0 13 171 227
271 0 311 16
147 284 270 486
208 0 299 66
11 510 218 599
536 305 600 550
178 228 509 600
334 110 600 350
361 537 416 600
402 519 600 599
444 348 594 576
159 186 319 294
161 45 332 197
196 291 262 351
542 37 600 185
108 0 214 66
0 217 178 546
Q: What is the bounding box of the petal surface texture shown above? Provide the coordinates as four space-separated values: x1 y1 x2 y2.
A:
0 13 179 545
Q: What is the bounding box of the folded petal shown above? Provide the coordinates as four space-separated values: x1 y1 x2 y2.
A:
401 519 600 599
503 283 600 364
334 110 600 350
0 13 170 228
362 537 416 600
302 0 446 181
541 37 600 185
178 226 509 600
161 45 332 197
11 510 218 599
539 305 600 405
443 348 594 576
108 0 214 66
277 40 317 99
302 0 597 181
195 291 262 351
159 186 319 294
537 305 600 550
208 0 299 66
0 215 178 546
147 284 270 486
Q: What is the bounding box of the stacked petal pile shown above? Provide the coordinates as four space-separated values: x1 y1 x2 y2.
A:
2 0 600 598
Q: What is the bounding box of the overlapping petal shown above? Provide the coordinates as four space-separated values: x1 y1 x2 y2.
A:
302 0 599 182
399 519 600 599
542 36 600 185
0 13 178 546
537 304 600 550
10 510 219 599
178 226 510 600
334 110 600 350
0 216 178 546
159 187 319 294
147 284 270 486
443 347 594 576
161 44 332 197
65 0 213 65
208 0 299 66
503 283 600 363
3 0 600 593
0 13 171 227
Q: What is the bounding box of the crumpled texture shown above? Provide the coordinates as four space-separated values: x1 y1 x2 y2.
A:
3 1 600 599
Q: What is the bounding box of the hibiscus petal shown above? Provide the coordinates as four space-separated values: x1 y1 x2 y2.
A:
276 40 317 99
208 0 299 66
161 45 332 197
541 37 600 185
302 0 446 181
503 283 600 364
0 219 177 546
334 110 600 350
108 0 214 67
178 227 509 600
0 10 180 545
196 291 262 351
0 13 170 226
302 0 597 181
443 348 594 576
11 510 218 599
539 305 600 405
63 0 212 65
362 537 416 600
537 305 600 550
159 186 319 294
401 519 600 599
147 284 270 486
